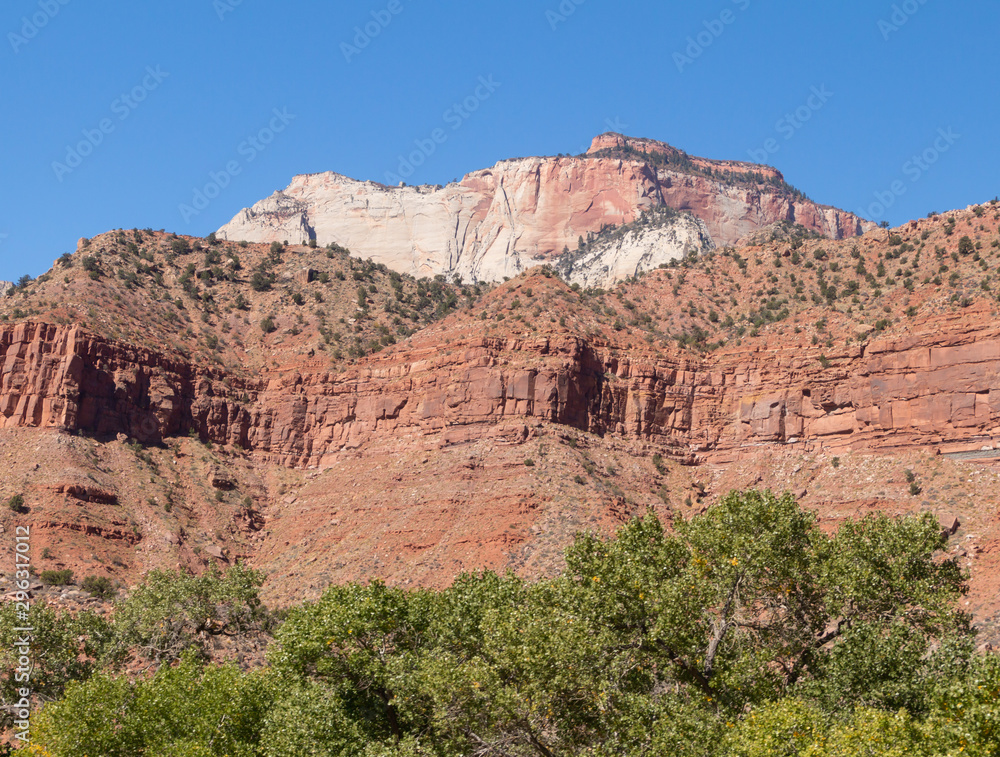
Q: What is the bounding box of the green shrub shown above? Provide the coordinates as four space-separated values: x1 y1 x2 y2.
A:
250 270 273 291
40 569 74 587
260 317 276 334
6 494 25 513
81 575 116 599
652 453 667 475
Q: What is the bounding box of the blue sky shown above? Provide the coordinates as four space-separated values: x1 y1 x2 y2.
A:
1 0 997 282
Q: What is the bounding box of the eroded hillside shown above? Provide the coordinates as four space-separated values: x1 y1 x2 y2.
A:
2 204 1000 642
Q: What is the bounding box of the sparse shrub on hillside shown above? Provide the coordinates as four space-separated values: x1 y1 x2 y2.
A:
250 270 273 292
6 494 25 513
959 236 975 256
40 569 74 586
81 575 116 599
260 317 276 334
170 239 190 255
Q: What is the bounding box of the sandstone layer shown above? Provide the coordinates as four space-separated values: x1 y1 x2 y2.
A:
217 134 873 283
4 302 999 470
558 213 715 289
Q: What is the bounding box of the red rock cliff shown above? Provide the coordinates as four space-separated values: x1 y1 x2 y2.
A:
6 309 1000 467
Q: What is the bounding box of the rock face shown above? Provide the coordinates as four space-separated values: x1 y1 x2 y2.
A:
557 213 715 289
5 306 1000 469
217 134 873 283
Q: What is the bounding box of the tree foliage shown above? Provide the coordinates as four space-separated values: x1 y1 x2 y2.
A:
111 563 271 665
16 490 998 757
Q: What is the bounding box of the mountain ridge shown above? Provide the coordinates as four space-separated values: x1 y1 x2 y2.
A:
217 133 874 283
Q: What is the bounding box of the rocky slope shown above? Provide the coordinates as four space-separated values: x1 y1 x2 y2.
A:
4 203 1000 639
217 133 873 283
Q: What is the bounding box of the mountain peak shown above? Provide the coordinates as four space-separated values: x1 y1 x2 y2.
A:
587 132 786 183
219 137 871 283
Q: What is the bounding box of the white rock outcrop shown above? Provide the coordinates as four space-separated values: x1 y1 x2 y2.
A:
218 135 872 284
558 215 715 289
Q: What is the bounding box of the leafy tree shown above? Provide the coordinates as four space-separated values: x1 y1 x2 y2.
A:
111 564 271 665
270 581 434 748
14 492 985 757
22 654 275 757
0 602 113 728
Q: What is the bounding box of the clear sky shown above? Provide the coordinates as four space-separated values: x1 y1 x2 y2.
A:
1 0 997 282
